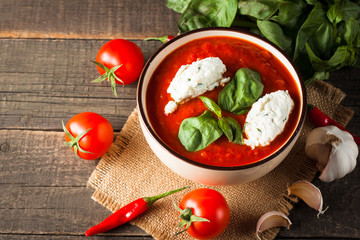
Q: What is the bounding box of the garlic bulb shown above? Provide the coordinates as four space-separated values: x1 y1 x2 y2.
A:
305 125 358 182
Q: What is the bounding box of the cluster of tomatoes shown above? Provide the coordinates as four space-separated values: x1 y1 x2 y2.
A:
63 39 230 239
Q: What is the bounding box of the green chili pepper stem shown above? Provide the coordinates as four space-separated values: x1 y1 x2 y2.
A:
143 186 189 207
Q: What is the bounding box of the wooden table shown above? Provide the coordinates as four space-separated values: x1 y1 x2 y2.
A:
1 1 359 239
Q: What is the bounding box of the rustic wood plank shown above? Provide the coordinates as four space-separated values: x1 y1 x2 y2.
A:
0 0 179 39
0 39 162 131
0 130 97 186
0 186 147 236
0 130 147 236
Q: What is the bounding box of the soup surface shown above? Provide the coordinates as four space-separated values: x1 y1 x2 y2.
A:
146 36 301 167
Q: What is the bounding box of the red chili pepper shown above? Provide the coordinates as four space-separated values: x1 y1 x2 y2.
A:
144 35 175 44
307 104 360 144
85 186 187 237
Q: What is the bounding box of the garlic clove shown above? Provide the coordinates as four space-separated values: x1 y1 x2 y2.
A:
319 127 358 182
256 211 291 240
287 180 327 218
306 125 359 182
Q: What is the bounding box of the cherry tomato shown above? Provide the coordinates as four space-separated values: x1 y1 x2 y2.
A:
95 39 144 85
177 188 230 239
63 112 114 160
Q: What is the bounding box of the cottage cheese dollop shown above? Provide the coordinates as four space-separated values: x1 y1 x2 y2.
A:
165 57 230 114
244 90 294 148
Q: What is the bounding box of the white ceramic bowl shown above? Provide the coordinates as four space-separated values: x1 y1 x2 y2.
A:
137 28 306 185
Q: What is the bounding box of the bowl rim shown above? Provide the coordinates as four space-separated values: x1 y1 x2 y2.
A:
137 27 307 171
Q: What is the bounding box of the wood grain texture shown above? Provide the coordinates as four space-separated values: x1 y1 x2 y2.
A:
0 130 147 236
0 39 162 131
0 0 179 39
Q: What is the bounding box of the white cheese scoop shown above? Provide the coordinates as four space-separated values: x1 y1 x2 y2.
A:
164 57 230 115
244 90 294 148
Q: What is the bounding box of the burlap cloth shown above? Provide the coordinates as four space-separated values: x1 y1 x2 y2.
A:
88 80 354 239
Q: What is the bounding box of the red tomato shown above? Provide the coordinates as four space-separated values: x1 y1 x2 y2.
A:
178 188 230 239
96 39 144 85
63 112 114 160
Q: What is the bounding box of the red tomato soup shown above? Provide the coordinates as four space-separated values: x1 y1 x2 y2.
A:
146 36 301 167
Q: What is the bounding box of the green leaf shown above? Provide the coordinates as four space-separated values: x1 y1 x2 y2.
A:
327 0 360 25
270 1 307 29
293 2 328 61
238 0 284 20
199 96 222 118
305 71 330 86
306 0 317 5
306 43 359 71
178 0 238 33
218 68 264 115
218 117 243 144
344 18 360 47
257 20 292 54
166 0 192 14
178 111 223 152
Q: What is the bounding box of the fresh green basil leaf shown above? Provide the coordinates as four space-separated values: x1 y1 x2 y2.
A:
218 117 243 144
199 96 222 118
218 68 264 115
238 0 284 20
305 71 330 85
311 20 334 59
270 1 307 29
344 18 360 47
306 0 317 5
218 118 233 142
178 0 238 33
257 20 292 54
327 0 360 25
178 110 223 152
166 0 192 14
294 2 327 62
306 43 359 71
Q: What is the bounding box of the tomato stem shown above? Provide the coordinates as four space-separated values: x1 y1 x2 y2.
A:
62 120 94 158
90 60 124 97
173 200 210 237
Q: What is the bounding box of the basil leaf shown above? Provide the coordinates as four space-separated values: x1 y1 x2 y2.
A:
344 18 360 47
294 2 327 62
306 43 358 71
305 71 330 85
178 0 238 33
218 68 264 115
238 0 283 20
178 110 223 152
165 0 191 14
199 96 222 118
270 1 307 29
327 1 360 25
306 0 317 5
257 20 292 54
218 117 243 144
